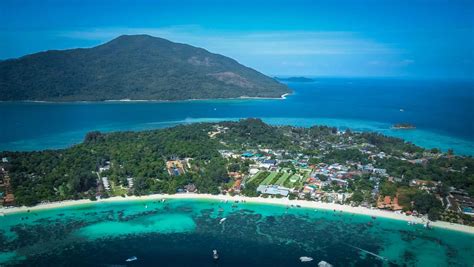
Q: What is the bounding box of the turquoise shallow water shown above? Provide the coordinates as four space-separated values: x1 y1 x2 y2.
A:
1 78 473 155
0 199 473 266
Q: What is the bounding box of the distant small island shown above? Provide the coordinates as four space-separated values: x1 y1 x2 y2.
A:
392 123 416 130
275 77 315 82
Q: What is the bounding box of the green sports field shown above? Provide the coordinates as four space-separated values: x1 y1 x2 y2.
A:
260 171 279 185
275 172 291 186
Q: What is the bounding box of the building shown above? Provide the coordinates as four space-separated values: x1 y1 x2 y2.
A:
408 158 428 165
409 179 439 191
101 177 110 191
185 184 197 193
259 159 277 169
249 168 260 175
358 164 374 173
219 150 240 159
241 152 254 158
233 179 242 192
166 160 186 176
450 191 474 215
127 177 134 189
377 195 402 211
98 161 111 173
329 177 348 187
256 185 290 197
3 193 15 206
371 168 386 176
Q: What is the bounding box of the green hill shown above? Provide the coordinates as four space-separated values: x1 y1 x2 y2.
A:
0 35 290 101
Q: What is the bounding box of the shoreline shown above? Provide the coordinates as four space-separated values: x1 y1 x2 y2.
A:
1 193 473 234
0 93 291 104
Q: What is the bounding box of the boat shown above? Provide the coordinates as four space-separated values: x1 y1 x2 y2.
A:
125 256 138 262
400 109 404 112
299 256 313 262
392 123 416 130
212 249 219 260
219 218 227 224
318 260 333 267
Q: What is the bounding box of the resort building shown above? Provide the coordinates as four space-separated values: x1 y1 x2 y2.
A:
377 195 403 211
101 177 110 191
450 191 474 215
166 160 186 176
256 185 290 197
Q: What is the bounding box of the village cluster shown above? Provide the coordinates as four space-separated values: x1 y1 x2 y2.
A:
215 147 474 220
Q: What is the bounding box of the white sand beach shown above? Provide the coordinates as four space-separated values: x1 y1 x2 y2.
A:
1 193 473 234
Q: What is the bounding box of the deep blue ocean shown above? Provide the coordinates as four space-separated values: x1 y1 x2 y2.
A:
1 78 473 154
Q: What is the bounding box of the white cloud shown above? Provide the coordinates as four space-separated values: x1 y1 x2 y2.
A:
58 26 400 56
53 26 406 76
367 59 415 67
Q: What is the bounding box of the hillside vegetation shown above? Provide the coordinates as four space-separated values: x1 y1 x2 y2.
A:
0 35 290 101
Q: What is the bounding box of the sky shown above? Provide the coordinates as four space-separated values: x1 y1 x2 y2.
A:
0 0 473 78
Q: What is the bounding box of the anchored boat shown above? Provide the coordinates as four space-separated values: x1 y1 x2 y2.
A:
318 260 333 267
299 256 313 262
125 256 138 262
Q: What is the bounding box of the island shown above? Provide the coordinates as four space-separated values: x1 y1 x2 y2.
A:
392 123 416 130
0 35 291 101
1 119 472 228
275 76 315 82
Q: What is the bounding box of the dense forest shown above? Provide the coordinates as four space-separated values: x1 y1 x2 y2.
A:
1 119 473 208
2 124 225 205
0 35 290 101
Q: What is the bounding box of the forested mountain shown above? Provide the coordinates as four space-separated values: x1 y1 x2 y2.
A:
0 35 290 101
